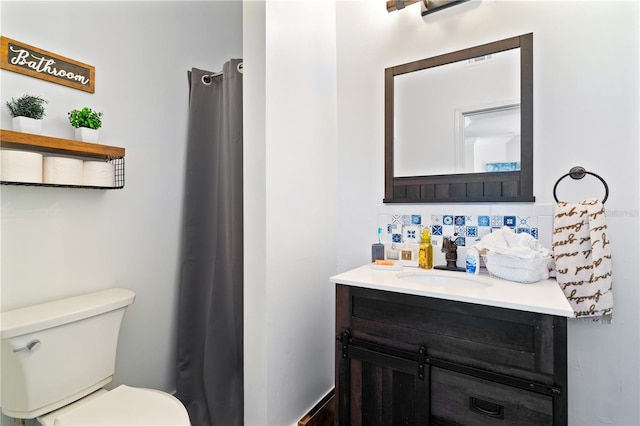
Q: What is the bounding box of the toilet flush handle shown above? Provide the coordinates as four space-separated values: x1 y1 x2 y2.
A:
13 339 41 353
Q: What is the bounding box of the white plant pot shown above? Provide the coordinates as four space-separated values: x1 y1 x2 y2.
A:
75 127 99 143
12 116 42 135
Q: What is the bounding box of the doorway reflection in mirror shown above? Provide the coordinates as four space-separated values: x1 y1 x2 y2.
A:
455 103 521 174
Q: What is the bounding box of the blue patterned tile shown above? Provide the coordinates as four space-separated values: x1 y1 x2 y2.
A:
443 215 454 225
531 228 538 238
466 226 478 237
392 233 402 243
454 225 466 236
504 216 516 227
405 225 420 242
454 236 466 246
517 216 531 228
478 215 491 227
516 228 531 235
411 215 422 225
388 224 401 235
401 215 412 226
491 216 503 227
432 225 443 236
454 215 466 226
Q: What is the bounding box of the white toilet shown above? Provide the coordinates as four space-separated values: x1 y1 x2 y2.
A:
0 288 191 425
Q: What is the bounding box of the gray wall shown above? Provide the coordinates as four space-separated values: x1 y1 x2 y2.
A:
1 1 241 424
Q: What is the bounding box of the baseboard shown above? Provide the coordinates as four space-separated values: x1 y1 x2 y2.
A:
298 389 335 426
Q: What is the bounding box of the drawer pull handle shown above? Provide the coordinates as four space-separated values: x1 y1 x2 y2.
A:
469 397 504 420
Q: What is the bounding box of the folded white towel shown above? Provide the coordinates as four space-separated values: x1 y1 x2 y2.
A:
474 226 550 259
552 200 613 322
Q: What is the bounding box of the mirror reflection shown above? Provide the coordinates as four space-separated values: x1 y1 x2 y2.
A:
394 48 521 177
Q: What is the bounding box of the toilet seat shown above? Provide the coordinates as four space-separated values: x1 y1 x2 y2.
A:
38 385 190 426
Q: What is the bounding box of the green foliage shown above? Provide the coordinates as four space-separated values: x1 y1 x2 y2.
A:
68 107 103 129
6 94 48 119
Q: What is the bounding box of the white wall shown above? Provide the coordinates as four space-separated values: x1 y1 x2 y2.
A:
0 1 241 424
244 1 338 425
243 1 268 424
3 1 638 425
335 1 639 425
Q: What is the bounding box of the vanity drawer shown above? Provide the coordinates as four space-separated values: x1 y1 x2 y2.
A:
343 286 565 382
430 367 553 426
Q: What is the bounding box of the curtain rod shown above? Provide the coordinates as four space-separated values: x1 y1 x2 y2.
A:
202 62 243 85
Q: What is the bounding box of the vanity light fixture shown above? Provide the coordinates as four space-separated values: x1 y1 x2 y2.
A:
386 0 470 16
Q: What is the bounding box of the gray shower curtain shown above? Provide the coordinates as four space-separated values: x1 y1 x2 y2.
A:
176 59 243 426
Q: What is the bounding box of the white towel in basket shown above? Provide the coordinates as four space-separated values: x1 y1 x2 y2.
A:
474 226 550 259
552 199 613 323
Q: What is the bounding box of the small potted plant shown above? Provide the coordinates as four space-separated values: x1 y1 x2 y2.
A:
68 107 103 143
6 94 48 134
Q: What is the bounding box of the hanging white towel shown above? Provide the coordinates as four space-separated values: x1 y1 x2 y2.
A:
552 199 613 322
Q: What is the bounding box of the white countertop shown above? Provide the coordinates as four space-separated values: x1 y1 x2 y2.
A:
330 264 574 317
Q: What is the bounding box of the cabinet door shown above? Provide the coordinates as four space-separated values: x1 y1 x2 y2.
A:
336 337 429 425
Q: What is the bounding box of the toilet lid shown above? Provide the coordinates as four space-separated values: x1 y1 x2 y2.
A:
51 385 190 426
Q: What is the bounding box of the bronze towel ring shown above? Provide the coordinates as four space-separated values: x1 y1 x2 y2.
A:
553 166 609 204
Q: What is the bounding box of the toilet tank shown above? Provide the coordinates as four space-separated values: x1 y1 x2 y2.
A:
0 288 135 419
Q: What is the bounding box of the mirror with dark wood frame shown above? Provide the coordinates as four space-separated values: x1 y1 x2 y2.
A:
384 33 534 203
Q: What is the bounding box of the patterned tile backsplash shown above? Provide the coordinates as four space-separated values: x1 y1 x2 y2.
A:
381 212 539 247
376 204 556 267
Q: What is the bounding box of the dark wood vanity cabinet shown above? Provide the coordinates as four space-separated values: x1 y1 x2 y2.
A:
335 284 568 426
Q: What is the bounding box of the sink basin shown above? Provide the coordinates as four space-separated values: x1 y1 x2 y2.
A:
396 270 492 289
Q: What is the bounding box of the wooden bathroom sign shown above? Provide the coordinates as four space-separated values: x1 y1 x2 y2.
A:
1 36 95 93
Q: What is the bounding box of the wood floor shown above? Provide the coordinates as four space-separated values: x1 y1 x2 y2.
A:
298 390 335 426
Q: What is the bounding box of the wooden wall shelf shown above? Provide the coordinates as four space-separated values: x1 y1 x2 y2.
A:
0 129 124 160
0 129 125 189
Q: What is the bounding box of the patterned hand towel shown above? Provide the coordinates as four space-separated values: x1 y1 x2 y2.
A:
552 199 613 323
